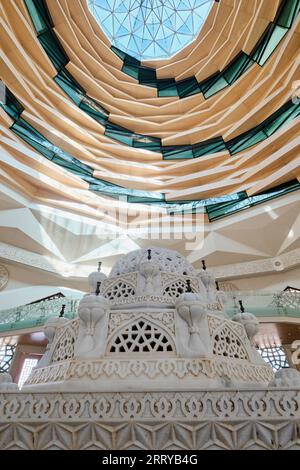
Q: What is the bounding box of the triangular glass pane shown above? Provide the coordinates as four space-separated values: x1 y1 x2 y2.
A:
88 0 214 60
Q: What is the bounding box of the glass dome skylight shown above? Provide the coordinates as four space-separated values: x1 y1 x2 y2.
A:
88 0 214 61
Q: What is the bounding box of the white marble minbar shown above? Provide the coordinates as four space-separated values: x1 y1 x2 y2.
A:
1 247 300 450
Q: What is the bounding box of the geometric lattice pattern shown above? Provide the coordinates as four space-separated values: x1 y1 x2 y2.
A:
104 281 135 301
164 280 193 299
109 319 174 353
1 390 300 449
51 322 79 363
0 421 300 450
0 344 16 373
88 0 214 60
213 326 248 360
272 288 300 310
258 347 289 372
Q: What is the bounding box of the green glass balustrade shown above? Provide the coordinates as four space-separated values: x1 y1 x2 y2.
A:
0 291 299 335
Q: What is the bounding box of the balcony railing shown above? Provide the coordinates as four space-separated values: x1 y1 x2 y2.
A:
225 290 300 318
0 297 79 333
0 291 299 334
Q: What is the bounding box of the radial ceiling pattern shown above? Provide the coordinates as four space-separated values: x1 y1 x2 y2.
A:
0 0 300 220
88 0 214 60
1 0 300 295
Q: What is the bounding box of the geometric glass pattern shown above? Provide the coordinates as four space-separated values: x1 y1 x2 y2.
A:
258 346 289 372
18 358 39 388
0 344 16 373
88 0 214 60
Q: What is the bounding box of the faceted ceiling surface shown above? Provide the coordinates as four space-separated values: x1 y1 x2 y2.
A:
0 0 300 286
88 0 214 60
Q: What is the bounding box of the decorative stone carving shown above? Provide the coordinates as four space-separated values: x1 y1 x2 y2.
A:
176 292 212 358
216 290 227 311
25 356 274 388
88 262 107 294
37 317 69 368
110 247 196 277
0 264 9 291
137 251 161 296
218 282 239 292
197 265 223 308
232 311 259 343
107 317 175 355
2 246 299 450
0 372 19 391
270 368 300 387
21 247 275 391
75 294 109 359
0 390 300 449
51 320 79 364
101 273 137 304
198 268 215 293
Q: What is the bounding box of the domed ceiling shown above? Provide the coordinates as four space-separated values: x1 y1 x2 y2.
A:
88 0 214 60
0 0 300 283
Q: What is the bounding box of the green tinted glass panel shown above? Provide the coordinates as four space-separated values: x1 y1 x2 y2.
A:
206 192 249 221
192 138 226 158
12 119 55 159
252 24 287 66
227 128 267 155
277 0 300 28
79 97 108 126
139 67 157 87
201 74 229 99
24 0 48 34
162 146 194 160
227 100 300 154
264 101 300 136
133 135 161 151
90 180 165 201
123 64 139 80
127 195 165 203
158 80 178 97
105 123 162 150
105 123 135 146
206 181 300 221
0 88 24 120
51 156 93 176
252 179 300 203
11 118 93 176
111 45 127 61
38 30 69 70
139 67 157 84
223 52 254 84
54 68 85 105
177 77 201 98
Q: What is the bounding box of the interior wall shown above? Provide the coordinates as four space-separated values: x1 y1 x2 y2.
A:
0 261 85 309
230 267 300 292
1 260 300 310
